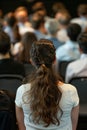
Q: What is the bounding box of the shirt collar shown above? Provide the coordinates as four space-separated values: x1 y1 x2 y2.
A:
66 40 78 45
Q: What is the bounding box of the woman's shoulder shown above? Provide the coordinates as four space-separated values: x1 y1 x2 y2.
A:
59 82 77 93
17 83 31 94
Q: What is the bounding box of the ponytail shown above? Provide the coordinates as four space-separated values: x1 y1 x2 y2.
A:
23 64 62 126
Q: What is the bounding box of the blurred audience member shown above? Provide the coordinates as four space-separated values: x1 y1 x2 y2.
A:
45 18 62 49
31 1 45 12
3 12 21 44
30 1 50 23
71 4 87 31
31 14 46 40
11 42 23 61
12 32 37 76
56 10 71 43
56 23 81 61
15 6 34 35
0 30 25 77
52 2 66 17
66 32 87 83
18 32 37 64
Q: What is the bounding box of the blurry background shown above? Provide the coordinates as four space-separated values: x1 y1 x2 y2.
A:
0 0 87 18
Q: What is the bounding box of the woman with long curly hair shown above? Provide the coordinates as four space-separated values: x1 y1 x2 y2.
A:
15 39 79 130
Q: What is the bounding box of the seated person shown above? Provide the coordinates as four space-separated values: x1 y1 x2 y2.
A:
71 4 87 32
14 6 34 35
0 31 25 77
56 10 71 43
31 15 46 40
12 32 37 76
45 18 63 49
3 12 21 44
56 23 81 61
66 32 87 83
15 39 79 130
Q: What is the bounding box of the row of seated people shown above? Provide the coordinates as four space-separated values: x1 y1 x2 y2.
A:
57 32 87 83
0 3 87 52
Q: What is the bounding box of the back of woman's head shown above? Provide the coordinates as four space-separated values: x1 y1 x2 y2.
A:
24 39 62 126
30 39 55 68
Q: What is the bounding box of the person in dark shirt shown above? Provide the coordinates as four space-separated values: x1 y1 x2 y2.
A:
0 30 25 77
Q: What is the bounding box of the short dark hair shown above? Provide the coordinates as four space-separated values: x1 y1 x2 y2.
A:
78 4 87 15
78 32 87 54
0 31 11 54
67 23 81 42
4 13 16 27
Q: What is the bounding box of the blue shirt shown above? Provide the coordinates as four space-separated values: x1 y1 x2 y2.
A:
47 37 62 49
34 30 46 40
56 40 80 61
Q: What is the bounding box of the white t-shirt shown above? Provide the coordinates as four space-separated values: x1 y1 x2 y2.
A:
15 83 79 130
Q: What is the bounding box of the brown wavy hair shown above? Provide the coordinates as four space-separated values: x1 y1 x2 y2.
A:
23 39 63 126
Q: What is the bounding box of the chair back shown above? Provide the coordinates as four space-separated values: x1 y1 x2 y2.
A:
58 60 73 81
0 110 17 130
69 77 87 116
0 74 23 96
24 63 35 76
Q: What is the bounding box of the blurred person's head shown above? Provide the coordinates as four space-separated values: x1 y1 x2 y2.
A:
14 32 37 63
31 8 45 22
15 6 28 23
4 12 21 44
67 23 81 42
31 1 47 22
4 12 17 27
58 12 71 29
32 7 47 19
77 4 87 18
31 16 46 34
0 31 11 55
77 32 87 54
45 19 59 36
55 9 70 20
32 18 44 29
52 2 66 17
32 1 45 12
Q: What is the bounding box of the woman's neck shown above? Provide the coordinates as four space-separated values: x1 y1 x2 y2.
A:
58 81 64 86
